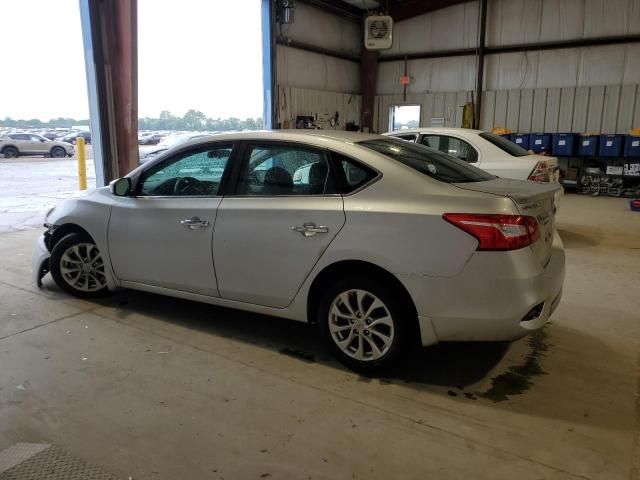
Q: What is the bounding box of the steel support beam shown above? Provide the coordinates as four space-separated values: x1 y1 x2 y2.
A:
262 0 277 128
389 0 469 22
296 0 361 22
275 38 360 63
474 0 487 129
379 34 640 63
360 49 378 133
79 0 138 184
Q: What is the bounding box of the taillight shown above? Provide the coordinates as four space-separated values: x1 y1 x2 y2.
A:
528 160 549 182
443 213 540 251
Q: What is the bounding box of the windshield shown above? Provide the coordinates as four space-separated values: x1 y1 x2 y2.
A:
357 138 495 183
479 132 530 157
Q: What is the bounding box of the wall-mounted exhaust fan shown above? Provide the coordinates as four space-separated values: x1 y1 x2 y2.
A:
364 15 393 50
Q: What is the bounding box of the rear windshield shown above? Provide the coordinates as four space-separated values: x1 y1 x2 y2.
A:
357 138 495 183
479 132 529 157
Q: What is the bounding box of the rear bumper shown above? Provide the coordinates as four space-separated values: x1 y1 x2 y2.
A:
398 231 565 345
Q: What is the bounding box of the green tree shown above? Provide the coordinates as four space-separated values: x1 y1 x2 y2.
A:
182 109 206 130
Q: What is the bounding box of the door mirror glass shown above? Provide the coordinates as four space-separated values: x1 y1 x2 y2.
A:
110 178 131 196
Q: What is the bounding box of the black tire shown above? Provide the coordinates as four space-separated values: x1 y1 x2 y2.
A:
2 146 18 158
51 146 66 158
50 233 109 298
317 275 412 372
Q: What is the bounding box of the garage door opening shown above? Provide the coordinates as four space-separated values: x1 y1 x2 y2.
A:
389 105 421 131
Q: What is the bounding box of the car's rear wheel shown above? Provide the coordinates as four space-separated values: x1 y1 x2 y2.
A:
318 277 409 371
2 146 18 158
51 146 66 158
50 233 108 298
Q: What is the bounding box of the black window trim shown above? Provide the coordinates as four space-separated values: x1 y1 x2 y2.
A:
418 134 479 164
224 140 343 198
134 141 238 198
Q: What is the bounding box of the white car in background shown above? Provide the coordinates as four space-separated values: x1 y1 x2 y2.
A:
384 128 561 185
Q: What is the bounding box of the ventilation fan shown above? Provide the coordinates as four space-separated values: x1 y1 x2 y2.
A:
364 15 393 50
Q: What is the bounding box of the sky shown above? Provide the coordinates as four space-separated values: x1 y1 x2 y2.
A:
0 0 264 121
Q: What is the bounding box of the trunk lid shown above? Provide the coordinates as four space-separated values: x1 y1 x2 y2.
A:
453 178 560 266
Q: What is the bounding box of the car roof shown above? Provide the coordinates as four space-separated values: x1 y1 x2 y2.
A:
386 128 485 135
178 130 384 148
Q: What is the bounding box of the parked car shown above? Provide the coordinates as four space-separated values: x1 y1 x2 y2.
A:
33 131 564 371
139 133 212 163
139 133 165 145
384 128 561 184
55 131 91 145
0 133 75 158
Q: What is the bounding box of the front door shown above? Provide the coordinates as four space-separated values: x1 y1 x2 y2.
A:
29 134 49 154
108 143 234 296
213 142 345 308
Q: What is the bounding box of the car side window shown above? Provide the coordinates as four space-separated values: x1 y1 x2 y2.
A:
331 152 378 193
9 134 29 141
394 134 418 142
30 135 44 142
139 144 233 197
421 135 477 163
235 144 337 196
420 135 441 149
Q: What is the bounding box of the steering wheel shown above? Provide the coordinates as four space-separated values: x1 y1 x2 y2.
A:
173 176 207 196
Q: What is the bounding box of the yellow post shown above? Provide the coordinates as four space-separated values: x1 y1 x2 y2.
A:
76 137 87 190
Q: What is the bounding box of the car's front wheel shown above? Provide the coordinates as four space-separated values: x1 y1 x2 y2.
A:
51 146 66 158
318 277 409 371
50 233 108 298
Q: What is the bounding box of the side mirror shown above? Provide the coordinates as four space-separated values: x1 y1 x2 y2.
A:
109 177 131 196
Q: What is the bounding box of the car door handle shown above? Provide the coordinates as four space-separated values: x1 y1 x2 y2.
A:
180 216 209 230
292 222 329 237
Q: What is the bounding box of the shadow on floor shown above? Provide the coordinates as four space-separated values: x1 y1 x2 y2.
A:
83 286 510 390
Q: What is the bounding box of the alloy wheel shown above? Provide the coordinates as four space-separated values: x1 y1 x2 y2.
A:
59 243 107 292
328 289 395 361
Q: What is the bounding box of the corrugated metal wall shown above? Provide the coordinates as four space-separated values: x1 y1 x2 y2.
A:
374 0 640 133
275 3 361 129
375 84 640 133
278 86 362 130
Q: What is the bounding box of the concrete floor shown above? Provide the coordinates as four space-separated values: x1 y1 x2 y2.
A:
0 194 639 479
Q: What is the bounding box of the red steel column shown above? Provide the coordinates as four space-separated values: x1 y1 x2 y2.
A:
360 48 378 133
107 0 139 175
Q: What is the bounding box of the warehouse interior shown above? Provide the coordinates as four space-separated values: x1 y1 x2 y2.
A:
1 0 639 479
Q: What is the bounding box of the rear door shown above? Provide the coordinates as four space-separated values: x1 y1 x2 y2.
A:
419 134 479 165
212 141 345 308
9 134 30 153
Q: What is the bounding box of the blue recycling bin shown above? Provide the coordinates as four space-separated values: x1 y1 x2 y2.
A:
529 133 551 153
577 135 598 156
510 133 530 150
551 133 576 156
599 134 623 157
623 135 640 157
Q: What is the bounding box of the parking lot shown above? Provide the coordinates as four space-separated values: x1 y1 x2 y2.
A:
0 148 639 478
0 148 95 233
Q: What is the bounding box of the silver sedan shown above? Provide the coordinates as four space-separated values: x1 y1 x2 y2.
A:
33 131 565 371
